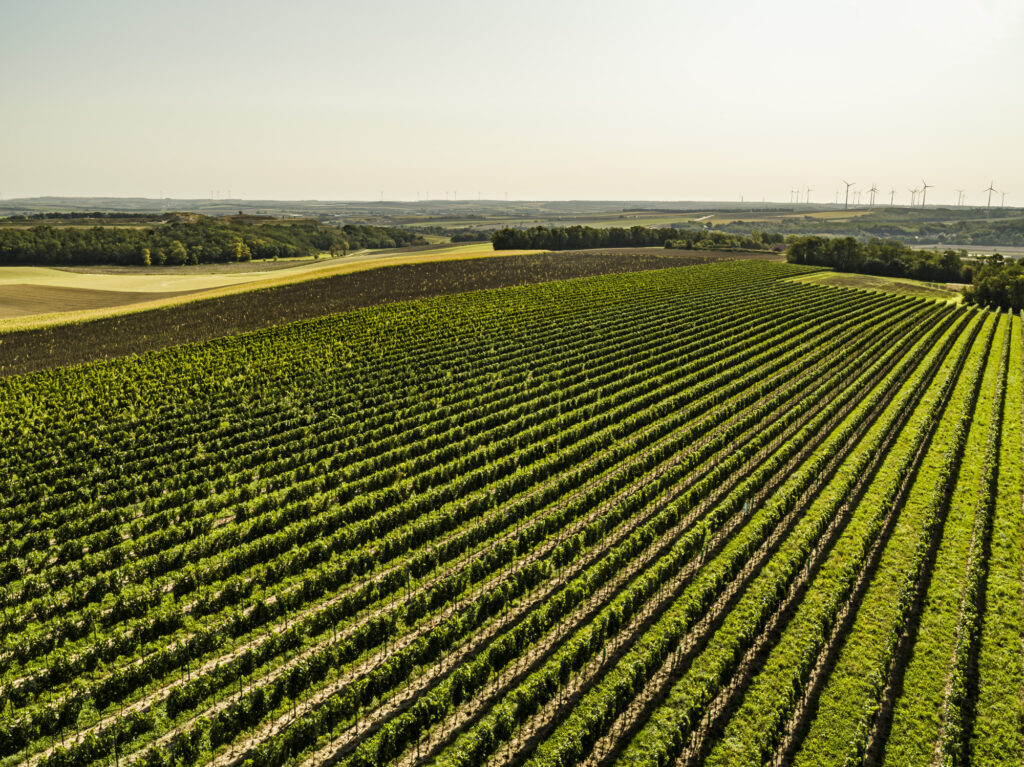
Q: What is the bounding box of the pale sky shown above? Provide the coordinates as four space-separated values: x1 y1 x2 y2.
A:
2 0 1022 205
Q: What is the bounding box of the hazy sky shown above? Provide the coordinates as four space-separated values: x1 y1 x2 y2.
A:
2 0 1022 204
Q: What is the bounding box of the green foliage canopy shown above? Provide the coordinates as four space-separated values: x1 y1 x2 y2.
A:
491 225 782 251
785 236 971 283
0 216 424 266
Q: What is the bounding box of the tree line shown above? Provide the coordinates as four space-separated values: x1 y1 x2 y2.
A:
0 217 424 266
3 211 156 221
785 235 1024 310
491 225 782 251
963 259 1024 310
696 211 1024 248
408 225 491 242
785 236 971 283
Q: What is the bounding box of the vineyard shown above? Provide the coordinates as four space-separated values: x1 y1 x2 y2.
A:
0 259 1021 767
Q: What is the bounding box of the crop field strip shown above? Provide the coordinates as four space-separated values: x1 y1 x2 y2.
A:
0 249 727 378
513 306 976 767
415 299 958 765
707 311 989 767
0 272 815 679
2 264 823 761
8 266 876 761
0 274 983 765
0 260 1021 767
282 296 942 765
566 304 973 767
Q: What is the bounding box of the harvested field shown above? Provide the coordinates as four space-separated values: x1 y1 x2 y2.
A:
0 284 196 319
54 259 324 275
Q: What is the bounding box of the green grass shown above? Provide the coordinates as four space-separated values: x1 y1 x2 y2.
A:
788 270 964 302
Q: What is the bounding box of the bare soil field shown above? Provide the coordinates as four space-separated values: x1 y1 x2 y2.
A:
54 258 327 275
0 284 197 319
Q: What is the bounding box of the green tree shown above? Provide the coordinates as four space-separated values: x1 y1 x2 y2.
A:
234 238 252 262
166 240 188 266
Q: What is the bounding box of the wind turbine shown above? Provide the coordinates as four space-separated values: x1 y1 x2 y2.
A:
985 181 997 207
909 188 919 206
920 180 933 207
843 180 855 210
955 189 965 206
889 189 896 206
868 184 879 206
1001 190 1008 207
805 187 813 204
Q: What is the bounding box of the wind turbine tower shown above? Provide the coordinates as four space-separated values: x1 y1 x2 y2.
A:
843 180 854 210
868 184 879 207
920 180 933 207
1001 190 1008 207
805 187 813 204
985 182 997 208
955 189 965 206
889 189 895 206
983 183 999 209
909 188 919 206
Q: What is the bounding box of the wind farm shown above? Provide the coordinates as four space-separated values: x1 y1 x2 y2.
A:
782 179 1008 210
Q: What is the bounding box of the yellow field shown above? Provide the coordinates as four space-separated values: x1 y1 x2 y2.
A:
0 243 544 331
788 270 964 303
699 209 872 226
0 264 319 293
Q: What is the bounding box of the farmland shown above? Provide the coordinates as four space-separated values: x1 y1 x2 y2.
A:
0 242 545 325
0 249 719 376
0 259 1021 767
788 271 964 302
